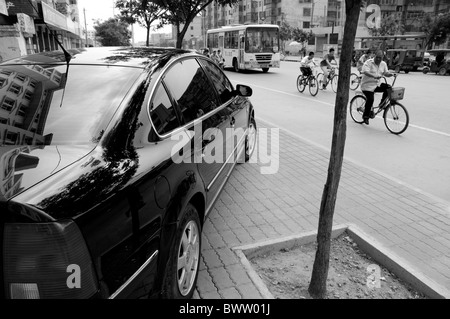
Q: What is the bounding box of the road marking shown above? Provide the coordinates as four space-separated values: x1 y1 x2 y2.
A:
250 84 450 138
250 84 335 107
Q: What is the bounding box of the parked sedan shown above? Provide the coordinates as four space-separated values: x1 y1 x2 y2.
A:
0 47 257 299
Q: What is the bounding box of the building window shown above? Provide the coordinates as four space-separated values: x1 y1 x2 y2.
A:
1 97 15 111
303 21 310 28
18 104 27 117
0 70 12 76
24 91 33 101
15 74 27 82
303 8 311 16
8 83 22 95
0 77 7 89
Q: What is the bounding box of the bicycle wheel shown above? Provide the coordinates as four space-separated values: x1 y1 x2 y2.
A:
349 73 360 90
316 73 325 89
331 75 338 93
349 95 366 124
383 101 409 135
308 76 319 96
297 75 306 93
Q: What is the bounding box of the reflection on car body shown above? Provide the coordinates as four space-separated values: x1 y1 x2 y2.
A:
0 47 257 299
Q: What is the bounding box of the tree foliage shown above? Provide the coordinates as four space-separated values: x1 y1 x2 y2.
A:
116 0 166 46
292 28 314 44
94 18 131 46
279 21 293 42
150 0 239 48
368 14 404 36
421 13 450 49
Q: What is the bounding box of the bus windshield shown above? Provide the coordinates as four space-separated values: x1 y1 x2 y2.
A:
245 27 279 53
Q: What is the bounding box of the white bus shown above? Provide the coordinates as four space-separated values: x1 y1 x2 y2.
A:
206 24 281 73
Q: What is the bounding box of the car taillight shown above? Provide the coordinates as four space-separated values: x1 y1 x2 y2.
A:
3 220 98 299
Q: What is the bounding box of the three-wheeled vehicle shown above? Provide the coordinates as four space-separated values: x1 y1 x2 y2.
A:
386 49 424 73
422 49 450 75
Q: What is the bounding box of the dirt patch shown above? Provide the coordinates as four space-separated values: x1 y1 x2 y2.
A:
249 233 427 299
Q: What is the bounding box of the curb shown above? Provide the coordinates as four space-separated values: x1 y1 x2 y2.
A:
232 223 450 299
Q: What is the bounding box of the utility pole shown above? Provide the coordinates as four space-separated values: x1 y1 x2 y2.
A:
84 8 88 47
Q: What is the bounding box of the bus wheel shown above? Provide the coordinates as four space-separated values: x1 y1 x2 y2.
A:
233 59 239 72
262 67 269 73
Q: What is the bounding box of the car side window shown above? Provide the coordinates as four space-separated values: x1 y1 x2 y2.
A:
149 83 180 136
199 59 235 105
163 58 218 124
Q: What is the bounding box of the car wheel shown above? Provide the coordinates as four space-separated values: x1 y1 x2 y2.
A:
245 117 257 162
161 203 201 299
422 67 430 74
439 67 447 75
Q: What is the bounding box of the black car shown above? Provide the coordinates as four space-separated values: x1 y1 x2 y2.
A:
0 47 257 299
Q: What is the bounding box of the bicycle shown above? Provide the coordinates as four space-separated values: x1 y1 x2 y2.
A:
349 71 387 91
317 66 338 93
349 74 409 135
297 67 319 96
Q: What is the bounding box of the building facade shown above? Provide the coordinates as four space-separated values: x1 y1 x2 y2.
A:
0 0 84 62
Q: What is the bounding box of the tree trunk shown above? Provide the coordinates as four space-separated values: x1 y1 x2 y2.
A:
308 0 362 299
146 25 150 46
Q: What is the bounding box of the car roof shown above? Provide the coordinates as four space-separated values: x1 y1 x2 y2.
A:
0 46 198 68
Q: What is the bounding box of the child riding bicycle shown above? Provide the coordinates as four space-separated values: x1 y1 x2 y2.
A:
320 48 338 89
300 51 316 77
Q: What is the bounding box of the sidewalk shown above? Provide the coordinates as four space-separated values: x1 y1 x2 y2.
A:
193 119 450 299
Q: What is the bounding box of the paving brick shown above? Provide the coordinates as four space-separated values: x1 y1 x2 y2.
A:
215 247 240 266
219 230 241 247
206 232 227 249
231 227 254 245
225 263 252 286
236 283 264 299
210 267 235 290
196 270 217 294
202 249 223 269
218 287 242 299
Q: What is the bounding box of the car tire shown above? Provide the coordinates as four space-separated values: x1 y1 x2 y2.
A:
161 203 201 299
245 117 257 162
439 67 447 75
422 67 430 74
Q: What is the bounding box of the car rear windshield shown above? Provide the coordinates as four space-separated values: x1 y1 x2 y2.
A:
0 64 142 146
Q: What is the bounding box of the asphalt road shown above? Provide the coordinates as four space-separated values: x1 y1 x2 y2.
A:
225 62 450 205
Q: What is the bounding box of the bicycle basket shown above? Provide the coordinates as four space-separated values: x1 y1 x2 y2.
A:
389 87 405 101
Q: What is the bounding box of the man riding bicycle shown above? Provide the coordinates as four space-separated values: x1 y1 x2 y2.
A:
360 50 394 125
320 48 338 89
300 51 316 77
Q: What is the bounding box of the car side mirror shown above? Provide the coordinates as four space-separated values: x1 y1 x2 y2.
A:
236 84 252 97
